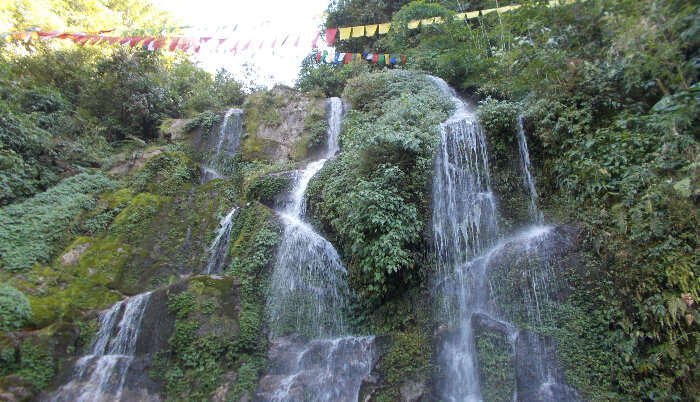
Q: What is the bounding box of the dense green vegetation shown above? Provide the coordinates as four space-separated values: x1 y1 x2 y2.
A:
1 0 697 399
307 70 452 301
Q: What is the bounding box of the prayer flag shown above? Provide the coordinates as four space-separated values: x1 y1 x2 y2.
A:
356 53 363 62
325 28 337 45
321 50 328 63
169 38 179 51
384 54 390 65
378 54 385 64
339 27 351 40
153 37 166 49
365 25 378 37
400 55 406 64
311 31 320 48
466 11 479 18
141 37 154 48
455 13 466 20
294 36 300 47
389 54 397 64
421 18 434 26
334 52 340 64
372 53 378 63
351 26 364 37
281 34 290 46
315 52 321 62
408 20 420 29
129 36 143 47
217 38 226 49
378 23 391 34
120 37 132 45
344 53 352 64
364 52 371 61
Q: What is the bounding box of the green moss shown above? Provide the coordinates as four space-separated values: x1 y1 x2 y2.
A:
110 192 167 240
240 90 284 161
0 173 115 272
473 329 515 401
374 331 433 401
129 151 198 196
292 97 328 161
16 338 54 390
245 174 291 204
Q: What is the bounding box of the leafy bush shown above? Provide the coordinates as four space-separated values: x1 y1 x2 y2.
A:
0 285 31 331
306 70 452 300
0 173 114 272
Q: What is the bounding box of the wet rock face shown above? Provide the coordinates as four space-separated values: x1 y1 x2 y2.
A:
514 331 580 402
256 335 376 402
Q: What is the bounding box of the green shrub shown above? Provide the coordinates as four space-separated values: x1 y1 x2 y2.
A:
307 70 452 300
0 173 114 272
0 285 31 331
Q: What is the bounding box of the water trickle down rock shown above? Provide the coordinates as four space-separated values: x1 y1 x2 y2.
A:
205 207 238 275
516 114 543 224
259 98 376 401
50 292 152 402
430 76 578 401
200 108 242 184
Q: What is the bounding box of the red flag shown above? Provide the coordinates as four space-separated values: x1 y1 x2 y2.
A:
87 36 101 45
141 37 154 48
230 41 239 54
294 36 300 47
372 53 378 63
153 37 166 49
259 40 264 49
200 37 211 43
178 38 190 51
242 40 250 51
270 38 276 48
119 37 131 45
128 36 143 47
57 33 71 39
400 55 406 64
315 52 321 62
325 28 338 46
217 38 226 49
169 38 180 51
344 53 352 64
311 31 320 48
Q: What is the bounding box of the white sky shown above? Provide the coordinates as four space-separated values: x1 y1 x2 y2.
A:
151 0 333 88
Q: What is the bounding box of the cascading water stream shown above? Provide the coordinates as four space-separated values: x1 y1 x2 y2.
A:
260 98 375 401
516 114 543 224
51 292 151 402
266 97 348 339
431 77 577 401
200 108 242 184
205 207 238 274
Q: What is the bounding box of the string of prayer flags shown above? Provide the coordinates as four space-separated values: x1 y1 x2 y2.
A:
314 51 405 65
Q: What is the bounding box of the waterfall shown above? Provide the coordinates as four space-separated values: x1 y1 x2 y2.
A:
266 97 348 338
431 76 498 402
431 77 577 401
200 108 243 184
205 207 238 274
516 114 543 223
51 292 151 402
260 98 375 401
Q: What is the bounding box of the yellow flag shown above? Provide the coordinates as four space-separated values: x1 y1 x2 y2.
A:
351 26 364 37
407 20 420 29
421 18 434 26
434 16 444 24
339 27 351 40
482 7 496 15
355 53 362 62
365 24 378 37
454 12 466 20
466 11 479 19
378 23 391 34
384 54 390 65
